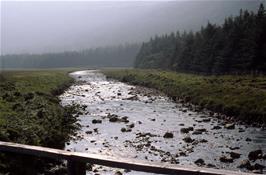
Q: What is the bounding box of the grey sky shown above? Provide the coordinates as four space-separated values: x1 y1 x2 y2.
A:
1 1 263 54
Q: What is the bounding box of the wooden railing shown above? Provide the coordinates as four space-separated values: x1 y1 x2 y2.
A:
0 141 254 175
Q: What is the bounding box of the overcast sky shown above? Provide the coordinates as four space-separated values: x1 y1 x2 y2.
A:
1 0 264 55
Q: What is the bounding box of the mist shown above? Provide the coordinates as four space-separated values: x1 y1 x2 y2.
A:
1 1 263 55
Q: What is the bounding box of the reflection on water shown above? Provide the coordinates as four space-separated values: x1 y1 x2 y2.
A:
60 70 266 174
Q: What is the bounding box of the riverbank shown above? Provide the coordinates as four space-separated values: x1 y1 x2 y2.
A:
102 69 266 125
0 70 79 174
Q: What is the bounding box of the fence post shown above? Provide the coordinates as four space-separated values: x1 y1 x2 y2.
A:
67 159 86 175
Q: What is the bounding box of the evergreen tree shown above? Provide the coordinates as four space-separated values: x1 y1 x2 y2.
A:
135 3 266 75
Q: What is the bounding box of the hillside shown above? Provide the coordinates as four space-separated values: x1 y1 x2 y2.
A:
135 4 266 74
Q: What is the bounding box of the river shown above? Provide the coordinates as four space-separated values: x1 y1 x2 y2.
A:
59 70 266 174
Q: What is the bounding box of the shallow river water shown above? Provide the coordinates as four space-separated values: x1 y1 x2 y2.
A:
60 70 266 174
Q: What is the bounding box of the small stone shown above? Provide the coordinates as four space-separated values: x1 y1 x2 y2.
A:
230 152 241 159
121 116 129 123
212 126 222 130
125 95 139 101
238 128 245 132
180 127 194 134
238 159 251 169
246 138 252 142
206 164 216 168
92 119 102 124
163 132 174 138
114 170 123 175
224 123 235 129
121 127 131 132
248 150 263 161
229 146 240 150
85 131 93 134
219 155 233 163
199 139 208 143
183 136 194 143
109 117 118 122
179 151 187 157
202 118 211 122
192 128 207 135
127 123 135 128
253 163 265 170
194 158 205 166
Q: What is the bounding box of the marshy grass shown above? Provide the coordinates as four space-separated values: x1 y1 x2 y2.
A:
102 69 266 124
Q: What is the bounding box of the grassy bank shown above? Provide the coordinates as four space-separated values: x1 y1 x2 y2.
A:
102 69 266 124
0 70 79 174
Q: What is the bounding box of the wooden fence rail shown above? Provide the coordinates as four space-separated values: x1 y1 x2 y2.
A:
0 141 254 175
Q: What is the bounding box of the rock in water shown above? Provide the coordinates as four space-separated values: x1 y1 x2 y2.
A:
212 125 222 130
219 155 233 163
248 150 263 161
238 159 251 169
114 170 123 175
192 128 207 135
194 159 205 166
92 119 102 124
230 152 241 159
183 136 194 143
224 123 235 129
180 127 194 134
121 128 127 132
253 163 265 171
163 132 174 138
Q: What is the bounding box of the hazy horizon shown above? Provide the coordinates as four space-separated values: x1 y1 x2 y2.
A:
1 1 264 55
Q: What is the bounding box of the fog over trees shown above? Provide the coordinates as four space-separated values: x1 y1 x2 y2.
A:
0 1 264 69
1 44 140 68
135 4 266 74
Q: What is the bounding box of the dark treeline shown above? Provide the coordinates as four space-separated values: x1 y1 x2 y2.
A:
135 4 266 74
1 44 140 69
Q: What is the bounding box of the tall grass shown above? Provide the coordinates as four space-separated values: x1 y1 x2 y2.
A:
103 69 266 124
0 70 78 174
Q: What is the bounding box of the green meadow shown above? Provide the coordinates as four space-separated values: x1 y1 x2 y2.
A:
0 70 78 174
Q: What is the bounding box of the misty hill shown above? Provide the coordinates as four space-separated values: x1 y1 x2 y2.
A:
135 4 266 74
0 44 140 69
2 1 261 55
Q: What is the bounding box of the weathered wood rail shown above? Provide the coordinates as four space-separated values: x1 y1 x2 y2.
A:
0 141 254 175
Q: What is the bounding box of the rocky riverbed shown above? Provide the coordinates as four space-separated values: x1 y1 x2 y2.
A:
60 70 266 174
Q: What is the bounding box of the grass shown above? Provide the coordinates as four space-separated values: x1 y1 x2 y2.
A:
0 69 79 174
102 69 266 124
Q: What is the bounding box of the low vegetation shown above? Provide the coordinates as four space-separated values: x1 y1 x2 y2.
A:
103 69 266 124
0 70 79 174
